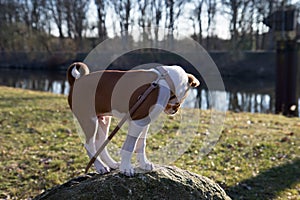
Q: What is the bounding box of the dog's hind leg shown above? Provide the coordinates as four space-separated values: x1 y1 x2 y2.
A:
135 124 154 171
80 117 110 174
95 116 119 169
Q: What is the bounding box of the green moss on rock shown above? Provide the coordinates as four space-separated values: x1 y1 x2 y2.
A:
33 166 231 200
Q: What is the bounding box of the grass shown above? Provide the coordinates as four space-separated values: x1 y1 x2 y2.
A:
0 86 299 200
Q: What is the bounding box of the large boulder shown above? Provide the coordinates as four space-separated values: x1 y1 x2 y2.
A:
33 165 231 200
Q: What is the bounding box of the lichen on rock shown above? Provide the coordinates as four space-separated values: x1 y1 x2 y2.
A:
33 165 231 200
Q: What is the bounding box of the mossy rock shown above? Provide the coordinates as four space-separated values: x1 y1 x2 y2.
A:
33 165 231 200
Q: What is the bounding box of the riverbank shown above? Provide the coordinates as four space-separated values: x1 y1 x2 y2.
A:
0 51 276 79
0 86 299 199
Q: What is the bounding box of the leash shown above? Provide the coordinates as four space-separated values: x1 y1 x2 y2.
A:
85 82 159 174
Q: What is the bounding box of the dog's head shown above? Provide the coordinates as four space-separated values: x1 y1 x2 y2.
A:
163 67 200 115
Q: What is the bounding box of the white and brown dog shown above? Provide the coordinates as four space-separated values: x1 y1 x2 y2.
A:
67 62 199 176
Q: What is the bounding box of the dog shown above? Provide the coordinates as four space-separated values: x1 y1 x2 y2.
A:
67 62 200 176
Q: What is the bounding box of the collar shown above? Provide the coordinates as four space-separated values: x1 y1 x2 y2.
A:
155 66 176 95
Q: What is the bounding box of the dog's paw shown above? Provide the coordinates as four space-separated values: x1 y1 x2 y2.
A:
137 154 154 171
100 151 119 170
94 161 110 174
108 161 120 170
120 168 134 176
139 162 154 171
97 166 110 174
120 165 134 176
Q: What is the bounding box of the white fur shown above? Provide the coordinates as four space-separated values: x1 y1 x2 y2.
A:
71 67 81 79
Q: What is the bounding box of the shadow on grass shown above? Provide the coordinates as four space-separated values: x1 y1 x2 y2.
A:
226 159 300 200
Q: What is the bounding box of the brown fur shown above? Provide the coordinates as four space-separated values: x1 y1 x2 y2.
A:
67 62 200 121
67 63 160 120
93 70 159 120
67 62 89 109
187 74 200 87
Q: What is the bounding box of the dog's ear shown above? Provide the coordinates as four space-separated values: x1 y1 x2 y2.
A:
187 73 200 88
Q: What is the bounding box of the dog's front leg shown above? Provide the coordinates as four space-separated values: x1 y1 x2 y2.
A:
120 121 144 176
135 125 154 171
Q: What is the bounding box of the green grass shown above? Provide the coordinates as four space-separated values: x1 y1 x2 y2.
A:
0 86 299 200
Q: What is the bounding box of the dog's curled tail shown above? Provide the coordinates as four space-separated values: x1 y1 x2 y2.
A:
67 62 90 86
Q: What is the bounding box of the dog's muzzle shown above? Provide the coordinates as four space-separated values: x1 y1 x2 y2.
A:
164 102 181 115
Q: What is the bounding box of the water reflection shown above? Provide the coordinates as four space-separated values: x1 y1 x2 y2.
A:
182 88 275 114
0 69 299 116
0 69 69 95
14 79 70 95
227 92 274 113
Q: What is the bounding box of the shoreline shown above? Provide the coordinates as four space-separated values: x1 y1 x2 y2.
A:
0 51 276 80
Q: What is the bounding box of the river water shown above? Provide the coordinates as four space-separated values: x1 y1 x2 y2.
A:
1 69 299 116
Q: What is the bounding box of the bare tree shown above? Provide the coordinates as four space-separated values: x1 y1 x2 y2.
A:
221 0 241 49
30 0 46 31
63 0 89 39
193 0 204 44
20 0 48 32
64 1 73 38
0 0 23 50
111 0 133 36
0 0 91 51
73 0 89 39
95 0 107 41
137 0 152 43
151 0 163 42
47 0 65 38
164 0 186 36
221 0 253 50
206 0 217 49
138 0 148 30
